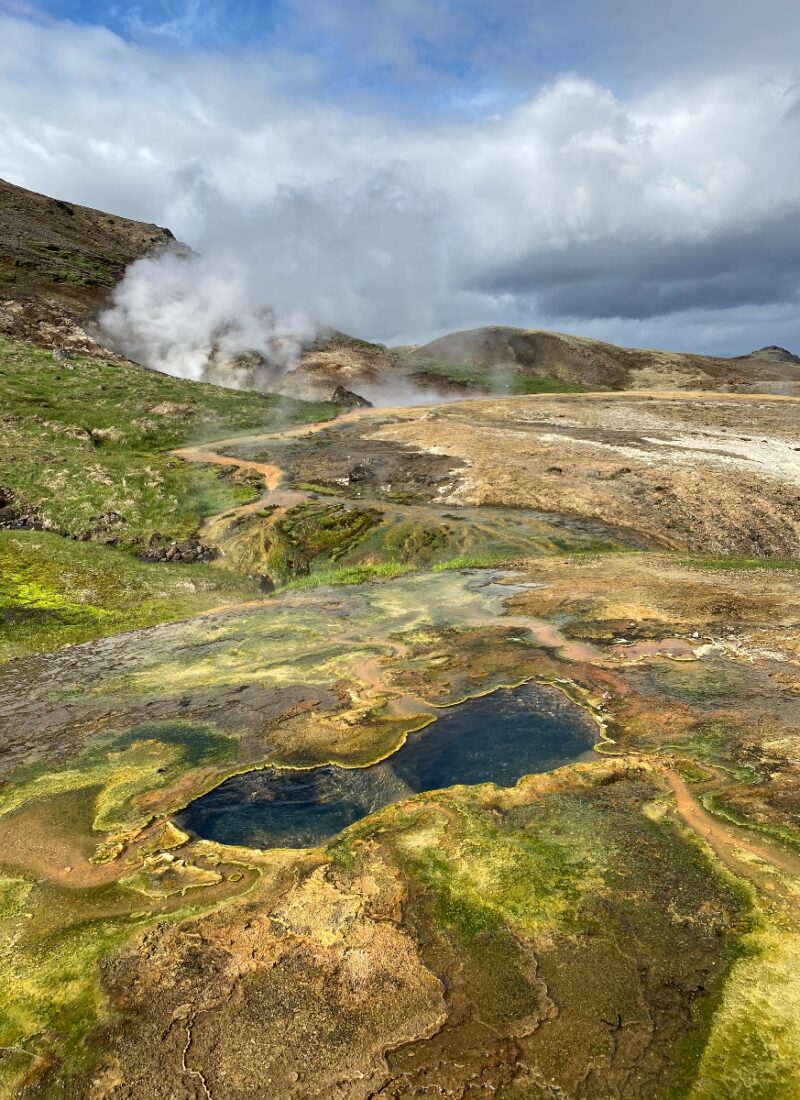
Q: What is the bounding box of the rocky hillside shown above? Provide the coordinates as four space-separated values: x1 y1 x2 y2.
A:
0 177 177 354
4 176 799 399
277 326 800 401
402 325 800 395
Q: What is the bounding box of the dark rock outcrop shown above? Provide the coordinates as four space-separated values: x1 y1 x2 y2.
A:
139 537 218 564
331 385 373 409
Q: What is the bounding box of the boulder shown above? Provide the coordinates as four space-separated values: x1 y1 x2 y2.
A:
331 385 373 409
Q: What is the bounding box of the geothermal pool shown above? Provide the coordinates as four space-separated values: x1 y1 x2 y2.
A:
178 682 597 849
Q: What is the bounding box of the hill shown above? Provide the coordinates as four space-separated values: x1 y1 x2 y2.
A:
403 325 800 395
3 177 799 400
273 325 800 402
0 176 177 354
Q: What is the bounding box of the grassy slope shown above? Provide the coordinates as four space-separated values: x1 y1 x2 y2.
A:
0 336 335 657
0 336 334 546
0 531 263 661
397 352 588 394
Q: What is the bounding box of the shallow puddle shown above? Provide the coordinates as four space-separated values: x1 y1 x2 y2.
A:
177 682 597 849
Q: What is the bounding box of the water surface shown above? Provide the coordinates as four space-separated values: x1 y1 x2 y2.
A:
178 682 596 849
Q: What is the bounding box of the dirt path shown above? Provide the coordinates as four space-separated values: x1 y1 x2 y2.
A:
660 765 800 903
172 408 383 541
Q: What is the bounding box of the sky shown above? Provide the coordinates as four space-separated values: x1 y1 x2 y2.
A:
2 0 800 354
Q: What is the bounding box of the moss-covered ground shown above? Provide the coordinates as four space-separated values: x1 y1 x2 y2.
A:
0 336 334 547
0 530 261 660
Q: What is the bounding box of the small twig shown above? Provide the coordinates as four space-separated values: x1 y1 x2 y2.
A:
0 1045 46 1061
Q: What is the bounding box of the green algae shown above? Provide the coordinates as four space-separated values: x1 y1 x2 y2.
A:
688 929 800 1099
0 870 236 1099
120 856 223 897
700 792 800 855
353 767 757 1097
0 884 149 1096
393 794 607 939
0 722 238 834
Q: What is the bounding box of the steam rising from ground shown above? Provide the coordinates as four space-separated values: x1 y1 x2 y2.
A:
100 248 316 389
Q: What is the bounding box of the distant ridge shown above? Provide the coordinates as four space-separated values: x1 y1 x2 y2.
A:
737 345 800 365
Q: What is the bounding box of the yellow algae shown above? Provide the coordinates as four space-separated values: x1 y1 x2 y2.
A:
120 856 223 898
690 929 800 1099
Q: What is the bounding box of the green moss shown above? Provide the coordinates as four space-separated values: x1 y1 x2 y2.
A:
393 795 607 940
666 719 762 783
281 561 412 590
682 554 800 572
687 930 800 1099
510 375 588 394
381 522 451 565
700 792 800 855
0 530 260 661
261 501 383 580
673 757 715 784
432 553 517 572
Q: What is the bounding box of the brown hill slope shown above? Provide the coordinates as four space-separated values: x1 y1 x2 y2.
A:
0 177 176 354
279 326 800 402
405 325 800 395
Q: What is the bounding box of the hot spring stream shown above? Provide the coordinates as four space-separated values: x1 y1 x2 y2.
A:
177 682 598 849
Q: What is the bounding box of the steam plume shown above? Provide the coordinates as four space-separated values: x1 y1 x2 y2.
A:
100 247 316 389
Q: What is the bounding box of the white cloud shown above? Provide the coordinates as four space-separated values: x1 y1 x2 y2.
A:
1 9 800 355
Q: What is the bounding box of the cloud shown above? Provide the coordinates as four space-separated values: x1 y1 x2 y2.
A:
1 8 800 356
120 1 225 47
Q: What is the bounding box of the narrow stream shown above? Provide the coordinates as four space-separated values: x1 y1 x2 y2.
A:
177 682 597 849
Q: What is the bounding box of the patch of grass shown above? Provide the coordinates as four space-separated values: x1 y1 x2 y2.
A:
509 375 588 395
290 481 344 495
0 335 335 547
432 553 516 572
0 530 259 660
280 561 412 591
682 554 800 572
404 355 588 395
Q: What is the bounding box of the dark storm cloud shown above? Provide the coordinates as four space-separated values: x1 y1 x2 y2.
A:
482 211 800 320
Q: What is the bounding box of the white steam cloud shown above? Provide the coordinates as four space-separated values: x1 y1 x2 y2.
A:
100 248 317 389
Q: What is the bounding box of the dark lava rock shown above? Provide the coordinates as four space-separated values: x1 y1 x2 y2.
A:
52 347 74 367
92 511 125 528
0 487 44 531
347 463 376 484
139 537 218 564
258 574 276 593
331 385 373 409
